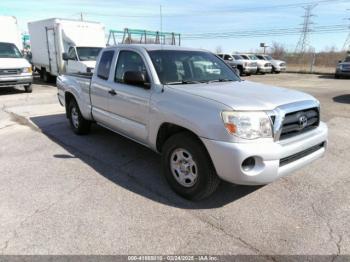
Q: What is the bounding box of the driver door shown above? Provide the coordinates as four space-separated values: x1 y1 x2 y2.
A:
107 50 152 144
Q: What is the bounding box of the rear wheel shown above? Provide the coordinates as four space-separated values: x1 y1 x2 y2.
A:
335 74 340 79
162 132 220 200
68 99 91 135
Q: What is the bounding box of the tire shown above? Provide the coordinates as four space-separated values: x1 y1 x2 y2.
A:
335 74 340 79
68 99 91 135
245 73 251 76
24 84 32 93
161 132 220 200
238 67 243 76
43 71 50 83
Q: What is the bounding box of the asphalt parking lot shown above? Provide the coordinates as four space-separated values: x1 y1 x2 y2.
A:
0 73 349 257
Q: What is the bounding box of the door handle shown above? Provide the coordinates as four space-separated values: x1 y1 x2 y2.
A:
108 89 117 96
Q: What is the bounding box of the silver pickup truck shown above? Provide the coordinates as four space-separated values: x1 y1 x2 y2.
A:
57 45 328 200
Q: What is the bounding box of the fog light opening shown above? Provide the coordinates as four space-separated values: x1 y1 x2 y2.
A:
242 157 256 172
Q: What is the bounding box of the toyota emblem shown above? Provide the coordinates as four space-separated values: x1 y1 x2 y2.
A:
299 115 308 129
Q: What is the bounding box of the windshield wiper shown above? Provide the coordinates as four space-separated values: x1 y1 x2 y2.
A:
165 80 202 85
205 79 235 83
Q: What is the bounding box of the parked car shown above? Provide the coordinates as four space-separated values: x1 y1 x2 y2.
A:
28 18 106 82
218 53 257 76
216 54 240 75
57 45 328 200
240 54 272 74
335 56 350 79
255 54 286 73
0 16 33 92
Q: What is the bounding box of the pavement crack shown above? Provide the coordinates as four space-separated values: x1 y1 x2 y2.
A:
311 203 342 258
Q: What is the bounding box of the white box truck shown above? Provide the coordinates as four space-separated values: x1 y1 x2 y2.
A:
28 18 106 81
0 16 33 92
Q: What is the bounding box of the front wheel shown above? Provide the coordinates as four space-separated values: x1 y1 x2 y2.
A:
162 132 220 200
68 100 91 135
24 84 32 93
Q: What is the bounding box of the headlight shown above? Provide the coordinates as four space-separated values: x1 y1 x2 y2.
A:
221 111 273 139
22 67 32 73
337 64 342 70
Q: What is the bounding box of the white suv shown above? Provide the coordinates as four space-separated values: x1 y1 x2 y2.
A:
256 54 286 73
240 54 272 74
218 54 257 76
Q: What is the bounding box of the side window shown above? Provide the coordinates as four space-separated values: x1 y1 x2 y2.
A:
224 55 231 60
115 51 148 83
97 50 114 80
68 47 77 60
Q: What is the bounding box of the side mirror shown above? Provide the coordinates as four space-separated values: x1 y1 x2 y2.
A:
123 71 150 89
62 53 69 61
338 60 342 64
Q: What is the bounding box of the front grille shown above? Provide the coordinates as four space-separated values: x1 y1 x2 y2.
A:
342 64 350 72
0 81 18 86
264 63 271 67
0 68 21 75
250 62 257 67
280 107 319 140
280 142 325 167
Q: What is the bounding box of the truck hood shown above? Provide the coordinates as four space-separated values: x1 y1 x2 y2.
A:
80 60 97 68
271 60 285 66
168 80 316 111
0 58 31 69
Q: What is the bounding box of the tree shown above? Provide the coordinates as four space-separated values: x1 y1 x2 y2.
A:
215 46 223 54
269 42 286 59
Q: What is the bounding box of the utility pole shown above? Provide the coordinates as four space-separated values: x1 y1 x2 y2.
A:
160 5 163 40
80 12 83 21
295 4 317 54
343 9 350 52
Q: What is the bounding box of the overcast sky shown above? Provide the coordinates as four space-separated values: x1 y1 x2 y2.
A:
1 0 349 52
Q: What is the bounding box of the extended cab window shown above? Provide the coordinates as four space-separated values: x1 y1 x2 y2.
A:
115 51 148 83
97 50 114 80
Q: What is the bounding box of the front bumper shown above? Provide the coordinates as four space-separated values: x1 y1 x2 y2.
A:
335 70 350 77
274 66 287 72
258 67 273 73
244 66 258 74
201 122 328 185
0 75 33 88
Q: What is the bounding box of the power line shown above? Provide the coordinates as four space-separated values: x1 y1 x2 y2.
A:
295 4 318 54
181 25 348 39
75 0 348 18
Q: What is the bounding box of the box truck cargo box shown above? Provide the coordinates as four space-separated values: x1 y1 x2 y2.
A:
0 16 33 92
28 18 106 80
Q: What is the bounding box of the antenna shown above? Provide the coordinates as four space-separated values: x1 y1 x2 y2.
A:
295 4 317 54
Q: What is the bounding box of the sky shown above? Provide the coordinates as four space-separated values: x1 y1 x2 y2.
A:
1 0 349 52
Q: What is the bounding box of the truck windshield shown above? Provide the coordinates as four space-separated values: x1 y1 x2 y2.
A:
76 47 102 61
0 42 22 58
248 55 258 60
148 50 240 85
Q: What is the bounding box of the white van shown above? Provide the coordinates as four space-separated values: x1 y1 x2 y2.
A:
28 18 106 81
0 16 33 92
